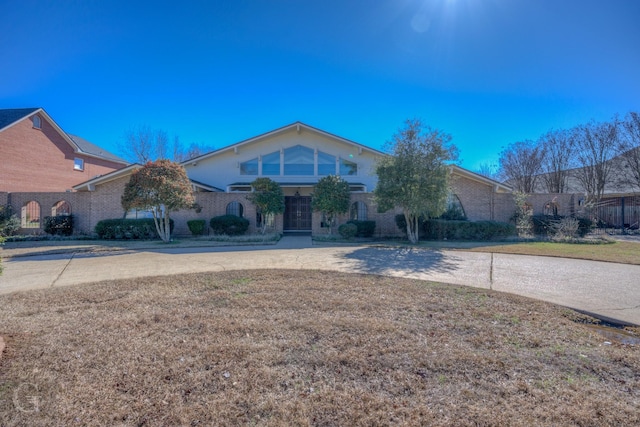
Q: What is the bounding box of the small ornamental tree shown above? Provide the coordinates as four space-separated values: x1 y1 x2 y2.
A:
375 118 458 244
121 160 194 243
312 175 351 234
246 178 285 234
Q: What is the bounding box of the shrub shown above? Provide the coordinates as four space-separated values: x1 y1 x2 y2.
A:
346 220 376 237
438 205 467 220
95 218 174 240
533 215 592 237
0 205 20 237
423 219 515 241
44 215 74 236
187 219 206 236
210 215 249 236
550 217 580 240
338 223 358 239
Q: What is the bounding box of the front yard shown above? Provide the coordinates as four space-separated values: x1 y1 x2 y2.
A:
1 270 638 426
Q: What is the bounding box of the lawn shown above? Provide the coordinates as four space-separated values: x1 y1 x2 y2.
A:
415 240 640 265
1 270 638 426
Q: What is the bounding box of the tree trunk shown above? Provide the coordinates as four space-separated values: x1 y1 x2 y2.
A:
405 212 419 244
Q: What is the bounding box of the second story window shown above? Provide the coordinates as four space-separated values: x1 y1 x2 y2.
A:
32 115 41 129
74 157 84 171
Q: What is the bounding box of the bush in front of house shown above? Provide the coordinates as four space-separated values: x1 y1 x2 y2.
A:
210 215 249 236
95 218 174 240
44 215 74 236
532 215 593 238
396 214 514 241
0 205 20 237
423 219 515 241
338 223 358 239
346 220 376 237
187 219 207 236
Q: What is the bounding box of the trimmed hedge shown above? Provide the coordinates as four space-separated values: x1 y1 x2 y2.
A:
338 223 358 239
95 218 174 240
210 215 249 236
346 220 376 237
396 214 514 241
423 219 515 241
44 215 74 236
532 215 593 237
187 219 207 236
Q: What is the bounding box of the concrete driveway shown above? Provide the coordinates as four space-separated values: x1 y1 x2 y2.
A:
1 236 639 325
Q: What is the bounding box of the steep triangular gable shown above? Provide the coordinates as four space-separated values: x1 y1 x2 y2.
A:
0 107 128 165
182 121 387 165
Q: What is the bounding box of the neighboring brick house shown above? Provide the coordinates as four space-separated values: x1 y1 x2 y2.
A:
0 108 128 192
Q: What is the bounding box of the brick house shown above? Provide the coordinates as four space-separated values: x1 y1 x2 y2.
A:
0 108 128 192
68 122 513 236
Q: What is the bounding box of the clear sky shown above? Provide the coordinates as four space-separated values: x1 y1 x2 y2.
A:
2 0 639 170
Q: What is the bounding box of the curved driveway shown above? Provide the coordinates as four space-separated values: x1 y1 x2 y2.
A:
1 236 639 325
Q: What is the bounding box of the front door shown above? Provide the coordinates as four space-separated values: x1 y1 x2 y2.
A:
284 196 312 231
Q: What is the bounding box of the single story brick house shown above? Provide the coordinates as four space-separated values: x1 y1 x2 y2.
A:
4 121 519 236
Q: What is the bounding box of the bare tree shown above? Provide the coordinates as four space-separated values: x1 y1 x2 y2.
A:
121 127 213 163
476 162 499 181
498 140 544 193
173 139 213 162
539 129 576 193
618 111 640 191
572 120 620 203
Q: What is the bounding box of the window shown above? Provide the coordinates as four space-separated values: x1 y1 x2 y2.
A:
441 194 467 220
226 201 244 217
339 158 357 175
21 201 41 228
32 115 41 129
52 200 71 216
229 185 252 192
284 145 314 175
240 158 258 175
262 151 280 175
125 208 154 219
544 200 559 216
317 151 336 175
350 201 368 220
74 157 84 171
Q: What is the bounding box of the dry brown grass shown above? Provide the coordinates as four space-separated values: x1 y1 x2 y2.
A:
1 270 638 426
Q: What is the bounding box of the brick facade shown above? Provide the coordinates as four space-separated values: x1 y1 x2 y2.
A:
0 114 125 192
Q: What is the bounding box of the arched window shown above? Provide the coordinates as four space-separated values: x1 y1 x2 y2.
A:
441 193 467 220
21 201 41 228
32 115 41 129
544 200 559 216
52 200 72 216
350 201 368 221
226 201 244 217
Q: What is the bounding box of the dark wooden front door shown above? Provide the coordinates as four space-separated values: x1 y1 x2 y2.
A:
284 196 312 231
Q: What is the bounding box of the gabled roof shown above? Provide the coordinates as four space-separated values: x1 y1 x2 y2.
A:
68 134 127 163
0 108 40 130
0 107 128 165
73 163 142 191
450 165 512 193
182 121 387 165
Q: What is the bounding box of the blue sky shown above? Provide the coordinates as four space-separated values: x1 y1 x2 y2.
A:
2 0 639 170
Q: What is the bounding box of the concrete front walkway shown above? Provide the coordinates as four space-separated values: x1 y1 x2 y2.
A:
1 236 639 325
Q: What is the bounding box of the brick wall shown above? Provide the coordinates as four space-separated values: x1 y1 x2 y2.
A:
0 115 124 192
